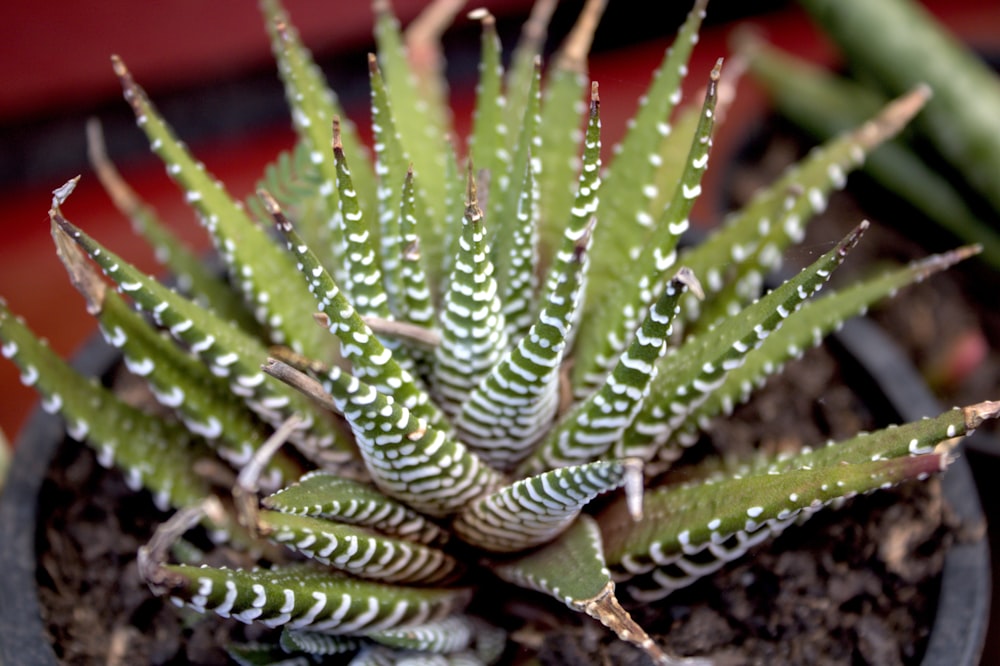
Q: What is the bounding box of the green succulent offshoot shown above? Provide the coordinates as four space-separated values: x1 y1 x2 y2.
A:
1 0 997 664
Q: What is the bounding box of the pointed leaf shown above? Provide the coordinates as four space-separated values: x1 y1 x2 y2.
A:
452 458 640 553
112 56 332 360
0 298 209 511
432 173 508 417
152 563 470 633
260 510 463 585
621 222 868 461
263 359 502 518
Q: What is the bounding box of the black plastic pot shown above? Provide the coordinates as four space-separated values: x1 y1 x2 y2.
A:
0 319 990 664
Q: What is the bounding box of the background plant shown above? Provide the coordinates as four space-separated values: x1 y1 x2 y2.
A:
1 0 996 663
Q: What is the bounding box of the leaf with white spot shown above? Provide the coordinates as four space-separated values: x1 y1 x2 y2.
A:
600 411 985 601
373 0 452 275
468 10 506 197
680 86 930 333
87 120 262 335
396 167 436 333
489 58 541 306
0 298 210 511
227 640 326 665
585 0 708 294
52 211 351 455
673 246 981 445
620 222 868 462
572 59 720 397
261 0 376 281
112 56 334 361
367 615 478 654
534 1 600 259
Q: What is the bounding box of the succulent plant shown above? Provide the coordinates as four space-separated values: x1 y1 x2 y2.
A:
1 0 997 663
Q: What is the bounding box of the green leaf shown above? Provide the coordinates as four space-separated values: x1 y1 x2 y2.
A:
112 56 334 362
260 510 463 585
368 615 478 654
455 87 601 471
620 222 868 461
452 459 640 553
264 471 449 545
492 515 674 665
0 297 210 511
156 563 471 633
468 10 507 188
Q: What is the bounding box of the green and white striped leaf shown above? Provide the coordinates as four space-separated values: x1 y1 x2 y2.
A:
279 629 360 656
432 174 508 418
111 56 332 360
264 471 449 546
368 615 478 654
260 510 462 585
452 459 640 553
263 194 440 427
620 222 868 462
396 167 437 332
572 58 720 398
455 87 601 470
157 563 471 633
263 359 502 518
523 268 695 475
227 641 325 665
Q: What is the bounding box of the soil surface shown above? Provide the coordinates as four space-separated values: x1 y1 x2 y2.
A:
33 119 997 665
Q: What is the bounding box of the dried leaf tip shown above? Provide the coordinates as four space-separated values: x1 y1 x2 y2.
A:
51 176 80 210
52 218 106 316
332 116 344 153
467 7 494 23
86 120 140 215
556 0 609 74
965 400 1000 430
573 216 598 262
109 54 128 79
839 219 870 257
858 86 931 149
591 80 600 105
675 267 704 300
367 52 379 75
257 189 292 233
